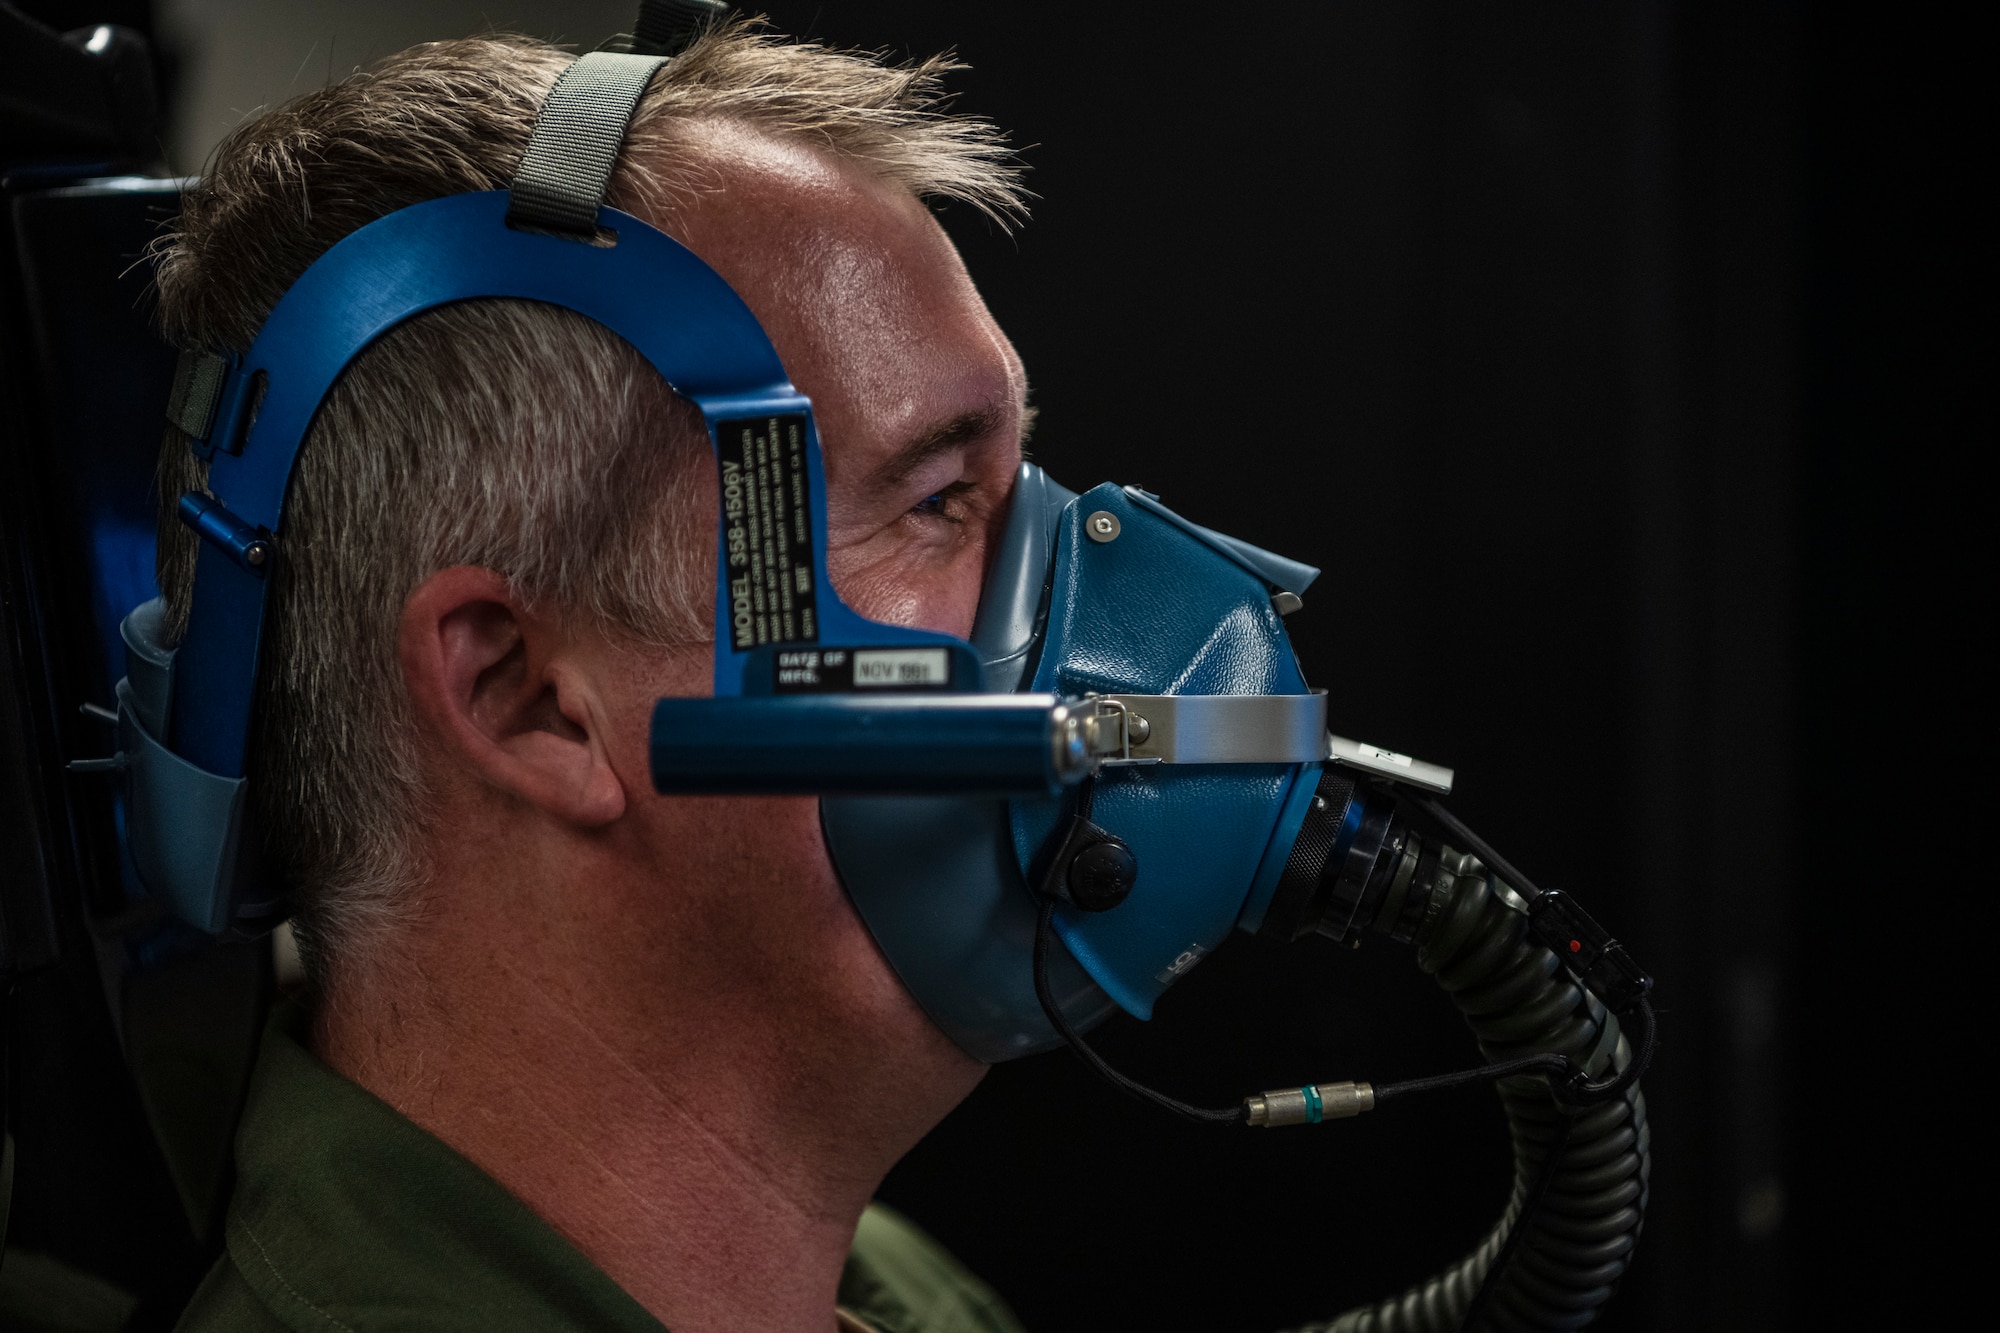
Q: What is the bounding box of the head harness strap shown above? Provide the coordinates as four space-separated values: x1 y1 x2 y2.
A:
504 51 669 239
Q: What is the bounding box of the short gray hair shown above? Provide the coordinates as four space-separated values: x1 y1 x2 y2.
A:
151 23 1025 985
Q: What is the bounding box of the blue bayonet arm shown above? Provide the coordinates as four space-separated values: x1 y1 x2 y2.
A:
650 694 1089 796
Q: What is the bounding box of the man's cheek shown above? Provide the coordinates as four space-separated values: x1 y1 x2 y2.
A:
828 556 974 639
836 570 928 632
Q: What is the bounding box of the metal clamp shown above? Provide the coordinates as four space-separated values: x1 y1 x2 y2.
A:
1078 695 1157 766
1098 691 1329 765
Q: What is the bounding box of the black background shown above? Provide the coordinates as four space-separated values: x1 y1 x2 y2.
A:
8 1 1982 1328
746 5 1972 1330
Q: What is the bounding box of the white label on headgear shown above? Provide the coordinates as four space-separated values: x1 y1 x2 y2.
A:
852 648 949 688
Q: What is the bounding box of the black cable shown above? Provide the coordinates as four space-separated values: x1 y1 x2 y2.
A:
1035 775 1241 1122
1372 1052 1575 1105
1399 790 1545 900
1030 783 1656 1134
1030 889 1635 1133
1030 896 1243 1127
1372 995 1653 1114
1073 772 1097 821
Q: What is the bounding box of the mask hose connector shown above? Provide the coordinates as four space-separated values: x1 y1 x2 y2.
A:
1245 1081 1374 1126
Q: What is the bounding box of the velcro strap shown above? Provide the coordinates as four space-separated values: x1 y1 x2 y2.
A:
630 0 732 57
166 348 230 441
505 51 669 239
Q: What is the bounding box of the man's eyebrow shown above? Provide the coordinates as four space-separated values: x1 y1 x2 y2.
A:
868 405 1009 489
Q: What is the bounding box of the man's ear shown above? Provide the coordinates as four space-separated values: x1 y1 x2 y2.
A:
398 566 626 828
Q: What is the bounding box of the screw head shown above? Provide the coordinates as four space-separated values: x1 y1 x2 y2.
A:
1085 510 1122 543
1068 839 1137 910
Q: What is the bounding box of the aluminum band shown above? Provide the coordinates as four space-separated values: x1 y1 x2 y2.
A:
1102 691 1328 765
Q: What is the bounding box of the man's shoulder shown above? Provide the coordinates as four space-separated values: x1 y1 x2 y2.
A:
174 1254 289 1333
840 1204 1026 1333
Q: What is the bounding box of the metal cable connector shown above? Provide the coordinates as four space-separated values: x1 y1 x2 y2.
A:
1244 1081 1375 1127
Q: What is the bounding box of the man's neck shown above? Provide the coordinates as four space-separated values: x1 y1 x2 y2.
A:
314 903 981 1333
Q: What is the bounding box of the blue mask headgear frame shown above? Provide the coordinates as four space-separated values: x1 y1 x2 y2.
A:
112 49 1456 1060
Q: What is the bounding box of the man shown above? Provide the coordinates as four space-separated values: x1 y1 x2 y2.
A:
157 22 1033 1333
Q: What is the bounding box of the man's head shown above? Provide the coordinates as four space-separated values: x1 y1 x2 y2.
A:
152 25 1028 1066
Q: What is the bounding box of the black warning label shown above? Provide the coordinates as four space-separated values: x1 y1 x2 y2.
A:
716 414 819 650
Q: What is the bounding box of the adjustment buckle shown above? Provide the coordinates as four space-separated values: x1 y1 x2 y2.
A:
167 350 265 461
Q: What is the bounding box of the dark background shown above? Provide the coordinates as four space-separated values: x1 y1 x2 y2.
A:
7 1 1982 1329
805 5 1973 1329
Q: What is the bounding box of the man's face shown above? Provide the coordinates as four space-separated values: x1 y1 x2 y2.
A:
546 127 1026 1085
672 121 1030 637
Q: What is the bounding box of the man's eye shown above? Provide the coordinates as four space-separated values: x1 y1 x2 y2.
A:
911 482 973 523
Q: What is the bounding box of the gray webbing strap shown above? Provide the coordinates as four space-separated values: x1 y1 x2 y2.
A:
505 51 669 239
166 347 230 442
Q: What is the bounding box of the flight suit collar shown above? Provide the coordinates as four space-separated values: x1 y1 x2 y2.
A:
225 1002 665 1333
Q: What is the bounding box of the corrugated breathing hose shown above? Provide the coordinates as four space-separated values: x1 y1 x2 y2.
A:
1306 847 1652 1333
1031 776 1654 1333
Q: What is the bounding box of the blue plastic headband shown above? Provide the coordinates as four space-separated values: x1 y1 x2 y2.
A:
175 189 974 778
143 190 981 931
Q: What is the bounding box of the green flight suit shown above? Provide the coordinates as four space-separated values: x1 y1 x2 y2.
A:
175 1007 1023 1333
